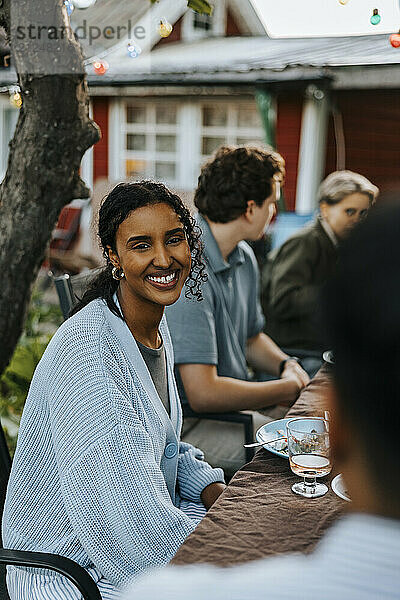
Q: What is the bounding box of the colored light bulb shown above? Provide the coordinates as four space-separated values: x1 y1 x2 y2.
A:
370 9 381 25
390 32 400 47
9 91 22 109
127 41 142 58
93 59 109 75
158 18 173 38
64 0 74 16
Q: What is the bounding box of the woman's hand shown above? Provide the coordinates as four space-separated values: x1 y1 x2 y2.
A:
200 482 226 510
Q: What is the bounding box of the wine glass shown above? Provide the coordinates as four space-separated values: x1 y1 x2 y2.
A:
286 417 331 498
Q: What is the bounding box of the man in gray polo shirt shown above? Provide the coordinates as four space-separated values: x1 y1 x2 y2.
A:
166 146 309 476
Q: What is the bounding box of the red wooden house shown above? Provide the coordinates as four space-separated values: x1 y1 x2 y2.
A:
1 0 400 267
80 0 400 215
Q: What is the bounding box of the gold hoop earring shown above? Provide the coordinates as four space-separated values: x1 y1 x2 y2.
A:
112 266 125 281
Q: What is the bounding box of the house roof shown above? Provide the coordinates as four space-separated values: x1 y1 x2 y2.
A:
86 32 400 78
1 27 400 89
84 33 400 87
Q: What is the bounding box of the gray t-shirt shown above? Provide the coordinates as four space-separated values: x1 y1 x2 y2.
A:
136 339 170 416
166 213 265 402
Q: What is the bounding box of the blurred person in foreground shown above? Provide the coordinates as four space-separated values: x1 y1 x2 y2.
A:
264 170 378 355
124 201 400 600
166 146 309 477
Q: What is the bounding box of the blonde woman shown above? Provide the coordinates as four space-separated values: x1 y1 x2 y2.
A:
264 170 378 352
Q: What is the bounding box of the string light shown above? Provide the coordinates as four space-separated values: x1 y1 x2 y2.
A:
93 59 109 75
72 0 96 8
127 41 142 58
64 0 74 16
157 18 173 38
370 8 381 25
390 31 400 47
9 90 22 109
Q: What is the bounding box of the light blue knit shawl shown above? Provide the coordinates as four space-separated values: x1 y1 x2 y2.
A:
2 297 224 597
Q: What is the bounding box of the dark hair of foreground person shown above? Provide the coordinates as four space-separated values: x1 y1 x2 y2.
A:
323 201 400 511
72 181 206 318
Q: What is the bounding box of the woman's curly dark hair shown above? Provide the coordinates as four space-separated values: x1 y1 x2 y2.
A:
195 145 285 223
72 181 207 319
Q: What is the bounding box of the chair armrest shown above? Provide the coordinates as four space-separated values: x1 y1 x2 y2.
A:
0 549 102 600
182 405 254 462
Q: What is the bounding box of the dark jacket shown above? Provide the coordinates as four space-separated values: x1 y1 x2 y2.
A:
263 218 337 350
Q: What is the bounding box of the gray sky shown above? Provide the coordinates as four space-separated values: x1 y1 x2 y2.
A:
250 0 400 37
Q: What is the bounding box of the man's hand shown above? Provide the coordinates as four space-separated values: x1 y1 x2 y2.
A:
200 482 226 510
281 360 310 388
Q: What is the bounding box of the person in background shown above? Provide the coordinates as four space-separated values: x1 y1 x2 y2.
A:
264 170 378 358
2 182 225 600
123 200 400 600
166 146 309 477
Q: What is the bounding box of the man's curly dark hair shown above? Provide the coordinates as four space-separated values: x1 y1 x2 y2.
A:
72 181 207 318
194 145 285 223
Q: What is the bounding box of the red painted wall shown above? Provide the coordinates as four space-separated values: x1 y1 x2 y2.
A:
226 9 242 36
325 90 400 196
93 97 109 181
276 93 303 211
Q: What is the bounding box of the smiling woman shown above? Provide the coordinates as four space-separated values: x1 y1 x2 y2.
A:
1 181 225 600
76 181 207 322
106 201 193 347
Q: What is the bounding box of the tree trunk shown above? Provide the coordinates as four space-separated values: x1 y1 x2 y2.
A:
0 0 100 375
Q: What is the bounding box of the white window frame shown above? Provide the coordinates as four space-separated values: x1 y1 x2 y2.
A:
0 95 18 182
109 97 264 192
198 100 264 172
80 99 94 191
122 100 182 187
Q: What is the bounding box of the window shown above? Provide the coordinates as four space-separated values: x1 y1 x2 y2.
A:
123 102 179 185
0 103 18 181
182 2 226 42
193 12 213 32
116 99 265 191
199 102 264 170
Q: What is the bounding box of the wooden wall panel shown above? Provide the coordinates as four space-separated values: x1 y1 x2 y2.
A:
226 8 242 36
325 90 400 196
93 96 109 181
276 93 303 211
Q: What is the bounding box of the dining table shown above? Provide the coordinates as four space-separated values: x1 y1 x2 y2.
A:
172 366 347 567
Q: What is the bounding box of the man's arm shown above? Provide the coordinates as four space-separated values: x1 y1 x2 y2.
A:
246 332 310 387
246 331 287 376
178 363 303 413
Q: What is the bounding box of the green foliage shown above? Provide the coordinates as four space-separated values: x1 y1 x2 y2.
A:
0 291 62 455
149 0 213 15
187 0 213 15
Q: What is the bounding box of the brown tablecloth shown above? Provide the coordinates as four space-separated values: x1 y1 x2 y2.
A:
172 367 346 567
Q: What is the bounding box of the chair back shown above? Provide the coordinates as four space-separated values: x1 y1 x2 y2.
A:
270 211 314 250
0 425 11 523
51 268 103 320
0 425 12 599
